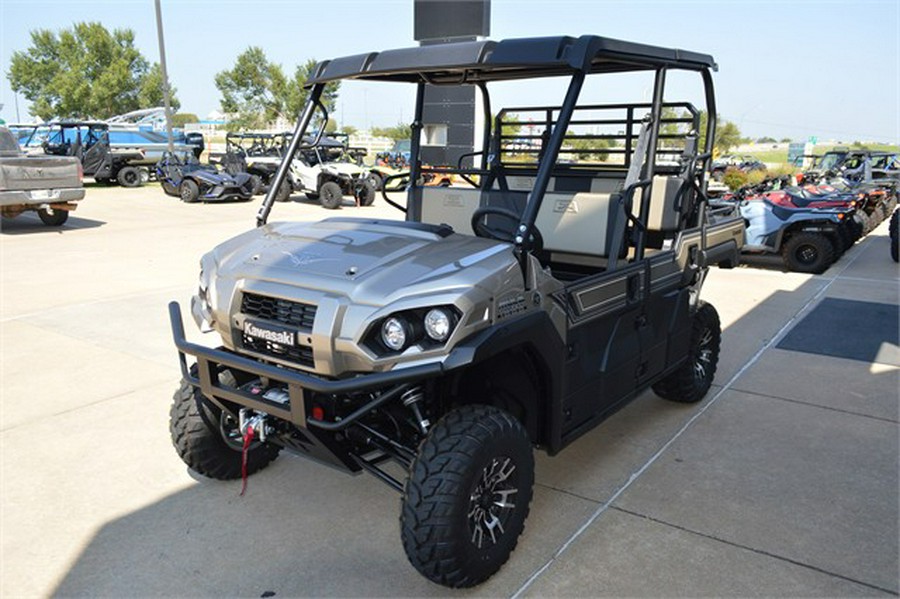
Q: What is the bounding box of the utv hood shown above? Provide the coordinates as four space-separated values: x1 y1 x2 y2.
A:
322 162 365 177
212 217 515 303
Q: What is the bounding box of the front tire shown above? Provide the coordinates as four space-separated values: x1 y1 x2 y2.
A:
401 405 534 588
249 174 263 196
319 181 343 209
275 180 292 202
117 166 143 188
180 179 200 203
653 301 721 403
169 368 281 480
782 232 835 274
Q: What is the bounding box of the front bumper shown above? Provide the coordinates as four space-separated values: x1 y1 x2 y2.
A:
202 185 253 201
171 300 443 418
0 187 85 207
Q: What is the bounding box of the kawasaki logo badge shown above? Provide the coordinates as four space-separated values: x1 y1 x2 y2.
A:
244 321 295 346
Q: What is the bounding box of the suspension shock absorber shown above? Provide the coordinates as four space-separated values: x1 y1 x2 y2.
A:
401 386 430 435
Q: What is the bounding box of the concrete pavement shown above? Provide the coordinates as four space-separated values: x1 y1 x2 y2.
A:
1 184 897 597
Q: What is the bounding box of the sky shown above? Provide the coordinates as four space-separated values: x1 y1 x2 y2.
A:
0 0 898 144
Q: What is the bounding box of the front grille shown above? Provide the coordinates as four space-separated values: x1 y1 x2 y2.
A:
241 292 317 331
239 292 317 368
240 335 315 368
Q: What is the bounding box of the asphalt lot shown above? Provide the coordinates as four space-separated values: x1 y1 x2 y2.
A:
1 183 898 597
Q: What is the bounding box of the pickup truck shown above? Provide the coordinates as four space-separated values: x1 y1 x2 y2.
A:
0 125 85 226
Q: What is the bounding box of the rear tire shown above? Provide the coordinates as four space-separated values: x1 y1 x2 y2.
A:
180 179 200 203
367 172 384 191
169 367 281 480
652 301 721 403
275 180 292 202
37 208 68 226
357 180 377 206
249 175 263 196
319 181 343 209
401 404 533 588
117 166 143 188
782 232 835 274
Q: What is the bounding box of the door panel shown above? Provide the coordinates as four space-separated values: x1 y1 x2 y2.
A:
560 261 645 435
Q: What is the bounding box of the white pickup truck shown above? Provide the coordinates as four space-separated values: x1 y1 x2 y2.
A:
0 125 85 226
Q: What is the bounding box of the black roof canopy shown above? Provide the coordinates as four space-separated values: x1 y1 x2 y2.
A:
307 35 717 87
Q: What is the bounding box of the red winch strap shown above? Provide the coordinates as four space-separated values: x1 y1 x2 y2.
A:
240 425 255 496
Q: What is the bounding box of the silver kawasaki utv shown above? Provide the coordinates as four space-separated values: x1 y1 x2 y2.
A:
168 34 743 588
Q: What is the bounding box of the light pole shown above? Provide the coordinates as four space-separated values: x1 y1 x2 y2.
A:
154 0 175 153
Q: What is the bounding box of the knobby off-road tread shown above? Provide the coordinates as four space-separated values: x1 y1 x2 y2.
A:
652 301 721 403
400 404 533 588
169 371 280 480
782 232 835 274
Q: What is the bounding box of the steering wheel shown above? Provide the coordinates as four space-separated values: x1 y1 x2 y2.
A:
471 206 543 252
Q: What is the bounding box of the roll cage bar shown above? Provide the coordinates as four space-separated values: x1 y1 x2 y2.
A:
258 34 718 268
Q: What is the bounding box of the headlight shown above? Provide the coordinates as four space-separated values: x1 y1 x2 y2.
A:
381 316 410 351
367 305 459 355
424 308 452 342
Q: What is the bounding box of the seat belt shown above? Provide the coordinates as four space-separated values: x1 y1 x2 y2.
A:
606 117 651 270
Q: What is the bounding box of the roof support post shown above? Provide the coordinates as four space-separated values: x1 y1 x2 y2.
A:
515 70 585 247
406 81 427 212
256 84 324 227
702 69 717 158
633 67 667 261
477 82 492 172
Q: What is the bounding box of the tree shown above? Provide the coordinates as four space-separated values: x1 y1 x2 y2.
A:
659 106 687 146
285 59 340 119
372 123 412 140
8 22 178 120
696 111 742 155
138 63 180 112
215 46 287 130
716 122 742 153
171 113 198 128
565 132 612 162
215 50 339 130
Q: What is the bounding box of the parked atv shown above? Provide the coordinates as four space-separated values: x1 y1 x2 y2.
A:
710 154 766 181
286 137 376 208
717 184 855 273
798 154 899 233
156 152 254 203
40 121 146 188
217 132 291 195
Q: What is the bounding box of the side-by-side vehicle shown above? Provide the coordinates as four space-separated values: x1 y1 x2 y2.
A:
167 35 744 587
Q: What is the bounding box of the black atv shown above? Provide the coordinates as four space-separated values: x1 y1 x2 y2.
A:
156 151 254 203
41 121 146 188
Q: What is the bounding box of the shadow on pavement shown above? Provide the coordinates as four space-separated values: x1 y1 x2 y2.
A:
0 213 106 234
49 263 899 597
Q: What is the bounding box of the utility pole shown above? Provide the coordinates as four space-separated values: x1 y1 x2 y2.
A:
154 0 175 153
